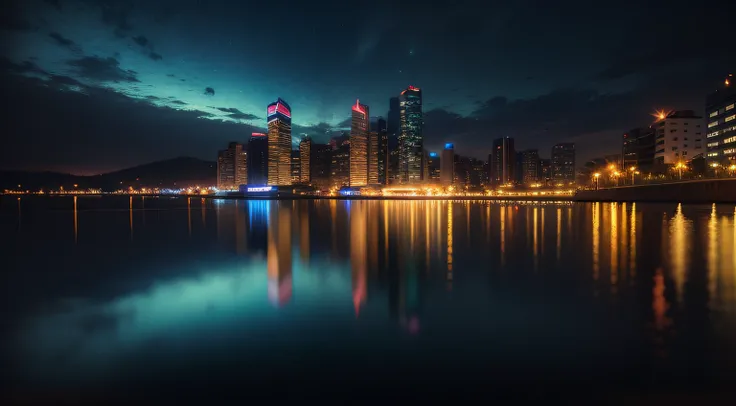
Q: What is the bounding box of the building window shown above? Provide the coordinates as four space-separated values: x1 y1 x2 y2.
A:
710 111 719 117
708 142 720 147
727 104 734 111
708 121 719 128
726 114 735 122
724 148 736 155
708 152 719 157
724 136 736 144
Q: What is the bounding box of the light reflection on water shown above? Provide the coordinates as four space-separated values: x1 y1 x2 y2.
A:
3 197 736 391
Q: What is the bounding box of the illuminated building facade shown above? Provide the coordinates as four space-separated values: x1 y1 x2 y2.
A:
653 111 703 165
539 158 551 186
267 98 292 186
350 100 370 187
441 143 454 186
427 152 440 181
310 143 332 189
299 136 312 184
622 127 655 170
399 86 423 183
290 150 300 184
371 117 389 185
331 133 350 187
552 143 576 183
489 137 515 185
217 142 246 190
520 149 540 185
706 78 736 164
247 133 268 185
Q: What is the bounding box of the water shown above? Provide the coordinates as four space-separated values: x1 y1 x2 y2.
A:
2 196 736 400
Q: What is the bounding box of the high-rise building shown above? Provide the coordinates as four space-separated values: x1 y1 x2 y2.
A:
310 143 332 189
331 133 351 187
247 133 268 185
441 143 454 186
398 86 423 183
538 158 551 186
387 97 400 139
299 136 312 184
371 117 389 185
706 77 736 164
427 152 440 182
349 100 370 187
520 149 540 185
217 142 246 190
653 110 703 165
290 150 301 184
489 137 515 185
267 98 292 186
622 127 655 170
551 143 576 183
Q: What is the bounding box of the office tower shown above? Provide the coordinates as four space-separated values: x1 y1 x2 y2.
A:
622 127 655 170
520 149 540 185
551 143 576 183
371 117 389 185
217 142 246 190
399 86 423 183
387 97 400 139
427 152 440 181
267 98 292 186
349 100 370 187
368 131 379 184
331 133 351 187
290 150 301 184
489 137 516 185
653 111 703 165
299 136 312 184
247 133 268 185
441 143 455 186
310 143 332 189
469 157 485 187
538 158 551 186
706 76 735 164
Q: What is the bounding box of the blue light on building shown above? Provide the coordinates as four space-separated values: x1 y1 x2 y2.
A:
444 143 454 150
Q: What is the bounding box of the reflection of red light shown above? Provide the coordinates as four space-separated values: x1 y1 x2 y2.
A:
408 316 420 334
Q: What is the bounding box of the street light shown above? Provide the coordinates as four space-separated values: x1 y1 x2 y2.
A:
711 162 720 177
629 166 637 185
675 162 685 180
613 170 621 187
593 172 601 190
730 164 736 176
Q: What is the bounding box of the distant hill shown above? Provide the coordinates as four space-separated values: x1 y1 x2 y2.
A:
0 157 216 191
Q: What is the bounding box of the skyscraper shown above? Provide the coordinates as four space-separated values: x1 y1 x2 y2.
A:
622 127 655 170
299 136 312 184
427 152 440 181
217 142 246 190
349 100 370 187
368 130 379 185
387 97 400 139
706 78 735 164
331 133 351 187
551 143 576 183
290 150 300 184
371 117 389 185
310 143 332 189
398 86 423 183
247 133 268 185
267 98 292 186
520 149 540 185
489 137 515 185
441 143 454 186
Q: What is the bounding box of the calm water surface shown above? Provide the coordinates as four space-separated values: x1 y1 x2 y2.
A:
2 196 736 399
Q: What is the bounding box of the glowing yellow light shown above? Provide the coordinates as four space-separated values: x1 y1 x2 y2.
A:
651 109 669 121
608 164 615 171
711 162 720 168
594 173 601 178
629 166 636 172
730 164 736 171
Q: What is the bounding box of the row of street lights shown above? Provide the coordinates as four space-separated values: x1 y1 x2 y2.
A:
593 165 640 190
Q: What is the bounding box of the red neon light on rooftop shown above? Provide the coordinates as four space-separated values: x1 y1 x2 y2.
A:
352 99 366 114
252 132 266 137
408 85 419 91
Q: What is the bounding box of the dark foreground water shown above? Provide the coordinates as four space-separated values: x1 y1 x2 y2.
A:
2 196 736 402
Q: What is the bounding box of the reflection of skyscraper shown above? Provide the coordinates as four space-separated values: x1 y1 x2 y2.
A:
268 202 292 306
399 86 423 183
267 98 292 186
350 100 370 187
351 202 368 316
248 133 268 185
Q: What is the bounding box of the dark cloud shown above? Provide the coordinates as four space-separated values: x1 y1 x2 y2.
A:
214 107 241 114
170 100 187 105
204 87 215 96
180 78 185 82
145 95 160 101
67 56 139 83
0 4 31 31
227 112 258 120
49 75 83 87
132 35 148 47
0 57 47 76
48 32 81 53
166 73 175 77
99 2 133 37
148 52 162 61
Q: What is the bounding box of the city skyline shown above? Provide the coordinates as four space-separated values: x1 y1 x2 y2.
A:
2 0 734 175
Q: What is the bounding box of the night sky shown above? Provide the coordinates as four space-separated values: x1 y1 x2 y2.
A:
1 0 733 174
